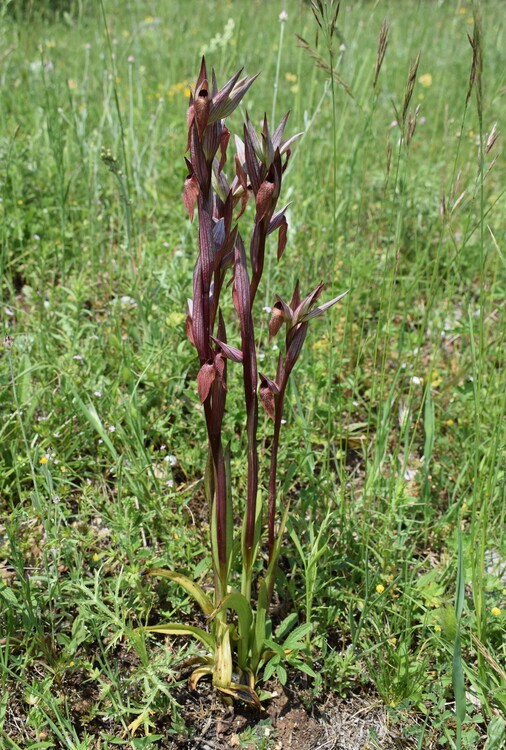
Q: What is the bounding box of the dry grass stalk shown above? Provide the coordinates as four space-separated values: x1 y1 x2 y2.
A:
466 10 483 117
384 132 392 191
310 0 340 38
373 18 389 89
486 123 499 154
401 51 421 129
296 33 354 100
405 104 421 147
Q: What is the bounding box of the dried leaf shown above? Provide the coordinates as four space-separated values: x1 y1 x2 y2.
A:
183 170 199 222
259 381 275 420
197 361 216 403
268 301 286 340
255 179 275 221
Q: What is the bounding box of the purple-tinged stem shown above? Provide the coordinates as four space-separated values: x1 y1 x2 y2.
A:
234 235 259 569
267 379 287 563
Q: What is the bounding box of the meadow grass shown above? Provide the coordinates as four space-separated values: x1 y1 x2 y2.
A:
0 0 505 748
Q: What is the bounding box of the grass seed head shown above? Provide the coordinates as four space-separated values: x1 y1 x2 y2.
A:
373 18 390 89
401 51 421 129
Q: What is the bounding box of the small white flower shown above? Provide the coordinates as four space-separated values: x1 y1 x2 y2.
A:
73 354 83 361
167 479 174 488
167 454 177 467
339 43 346 52
411 376 423 385
120 295 137 308
263 306 272 314
94 390 102 398
159 444 166 451
281 419 287 425
272 344 279 351
108 425 116 433
127 55 135 64
5 307 14 317
34 234 41 240
279 10 288 22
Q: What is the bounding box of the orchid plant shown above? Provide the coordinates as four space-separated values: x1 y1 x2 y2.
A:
143 59 347 705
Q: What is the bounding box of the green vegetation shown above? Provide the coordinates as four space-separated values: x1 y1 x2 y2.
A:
0 0 505 748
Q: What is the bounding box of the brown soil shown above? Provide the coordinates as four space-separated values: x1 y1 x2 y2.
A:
164 681 418 750
3 665 421 750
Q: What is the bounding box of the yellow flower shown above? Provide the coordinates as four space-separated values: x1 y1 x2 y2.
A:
39 456 49 465
491 607 501 617
434 624 442 632
419 73 433 88
376 584 385 594
166 312 185 327
93 553 99 562
69 660 75 667
431 370 442 388
285 72 297 83
389 637 397 646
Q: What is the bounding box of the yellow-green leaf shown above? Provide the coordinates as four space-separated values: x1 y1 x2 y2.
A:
144 568 214 616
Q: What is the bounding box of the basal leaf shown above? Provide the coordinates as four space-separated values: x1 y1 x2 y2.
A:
144 568 214 616
144 623 214 651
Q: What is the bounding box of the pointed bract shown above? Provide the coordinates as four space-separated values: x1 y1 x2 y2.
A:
300 289 349 322
212 337 244 363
